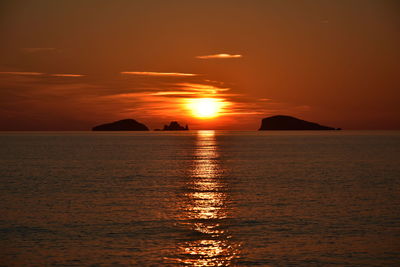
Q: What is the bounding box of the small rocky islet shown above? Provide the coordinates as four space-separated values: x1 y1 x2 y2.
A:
162 121 189 131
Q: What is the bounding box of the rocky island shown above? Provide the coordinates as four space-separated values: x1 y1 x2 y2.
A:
163 121 189 131
259 115 340 130
92 119 149 131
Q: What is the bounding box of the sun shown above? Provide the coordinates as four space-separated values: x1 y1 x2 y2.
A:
186 98 224 118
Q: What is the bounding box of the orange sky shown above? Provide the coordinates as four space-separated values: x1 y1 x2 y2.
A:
0 0 399 130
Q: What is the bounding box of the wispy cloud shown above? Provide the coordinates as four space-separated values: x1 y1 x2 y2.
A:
171 83 235 98
50 74 85 77
149 91 197 96
0 71 44 76
102 82 232 100
21 48 56 53
121 71 198 77
177 83 229 93
196 53 243 59
0 71 85 77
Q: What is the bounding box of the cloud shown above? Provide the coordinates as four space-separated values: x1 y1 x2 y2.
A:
0 71 44 76
101 82 232 100
21 48 56 53
121 71 198 77
176 83 230 93
0 71 85 77
50 74 85 77
196 53 243 59
184 83 228 91
150 91 197 96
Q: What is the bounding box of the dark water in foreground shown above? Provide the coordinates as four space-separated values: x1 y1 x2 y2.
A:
0 131 399 266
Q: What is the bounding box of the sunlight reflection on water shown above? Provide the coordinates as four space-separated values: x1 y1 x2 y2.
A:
2 132 400 265
168 130 241 266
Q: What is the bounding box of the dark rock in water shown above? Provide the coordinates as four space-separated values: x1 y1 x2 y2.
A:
259 115 339 130
163 121 189 131
92 119 149 131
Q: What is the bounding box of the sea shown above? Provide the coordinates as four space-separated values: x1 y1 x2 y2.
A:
0 131 399 266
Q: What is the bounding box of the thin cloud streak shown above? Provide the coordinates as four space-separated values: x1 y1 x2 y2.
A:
101 83 233 99
50 74 85 77
0 72 85 77
0 71 44 76
121 71 198 77
176 83 230 93
196 53 243 59
150 91 197 96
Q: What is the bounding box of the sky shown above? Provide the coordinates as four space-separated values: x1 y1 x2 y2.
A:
0 0 399 130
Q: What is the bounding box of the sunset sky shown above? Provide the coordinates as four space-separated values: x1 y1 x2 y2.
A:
0 0 399 130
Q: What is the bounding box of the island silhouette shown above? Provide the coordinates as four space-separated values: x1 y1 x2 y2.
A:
92 119 149 131
259 115 340 130
163 121 189 131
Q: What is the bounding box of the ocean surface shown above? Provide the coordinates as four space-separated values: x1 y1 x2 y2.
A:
1 131 399 266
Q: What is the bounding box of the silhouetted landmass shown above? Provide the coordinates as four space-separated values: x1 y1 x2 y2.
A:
163 121 189 131
92 119 149 131
259 115 340 130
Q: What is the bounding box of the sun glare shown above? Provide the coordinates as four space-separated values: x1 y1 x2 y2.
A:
187 98 224 118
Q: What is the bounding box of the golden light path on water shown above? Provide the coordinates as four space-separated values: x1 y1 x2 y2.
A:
168 130 241 266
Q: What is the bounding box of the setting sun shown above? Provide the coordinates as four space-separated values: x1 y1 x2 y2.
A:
186 98 224 118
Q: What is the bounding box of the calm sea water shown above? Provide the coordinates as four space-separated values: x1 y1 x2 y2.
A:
0 131 399 266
